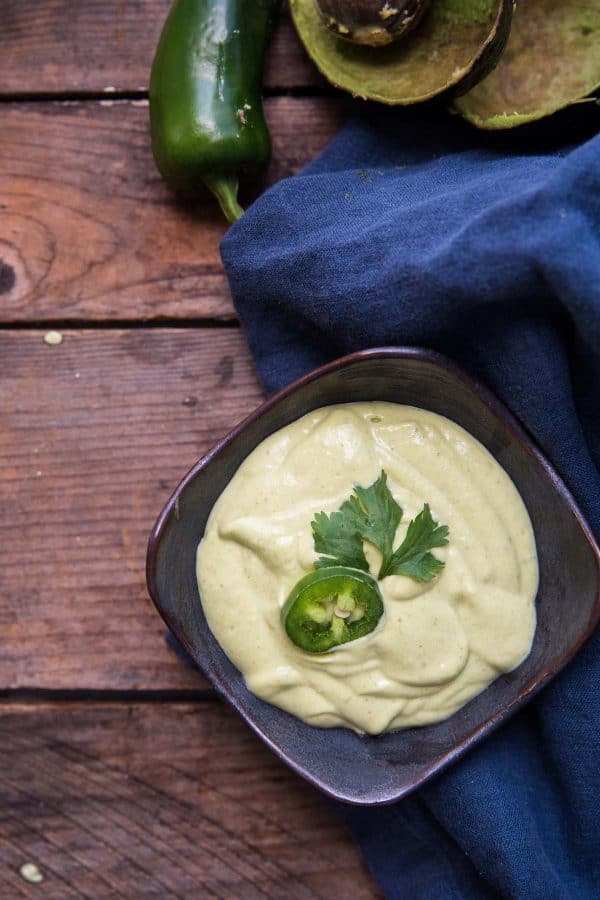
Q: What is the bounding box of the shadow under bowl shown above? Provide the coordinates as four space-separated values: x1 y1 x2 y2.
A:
147 348 600 806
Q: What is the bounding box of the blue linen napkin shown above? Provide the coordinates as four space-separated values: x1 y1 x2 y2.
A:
218 107 600 899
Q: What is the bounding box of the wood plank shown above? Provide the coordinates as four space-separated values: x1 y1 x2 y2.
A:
0 2 323 95
0 328 264 691
0 701 380 898
0 96 347 323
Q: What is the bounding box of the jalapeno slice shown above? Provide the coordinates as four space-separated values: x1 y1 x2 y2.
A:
281 566 384 653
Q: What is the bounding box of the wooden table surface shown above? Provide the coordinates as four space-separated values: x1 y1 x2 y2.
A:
0 3 381 897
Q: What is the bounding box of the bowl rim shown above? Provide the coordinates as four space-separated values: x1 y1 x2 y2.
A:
146 346 600 805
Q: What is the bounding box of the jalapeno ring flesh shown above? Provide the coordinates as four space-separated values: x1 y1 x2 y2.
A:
281 566 384 653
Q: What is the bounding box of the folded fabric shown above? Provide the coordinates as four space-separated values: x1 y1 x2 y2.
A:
220 107 600 899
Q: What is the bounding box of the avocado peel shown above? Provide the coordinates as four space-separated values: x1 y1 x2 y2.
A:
290 0 513 105
454 1 600 128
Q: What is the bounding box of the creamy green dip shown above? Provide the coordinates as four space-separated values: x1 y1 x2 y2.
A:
197 403 538 735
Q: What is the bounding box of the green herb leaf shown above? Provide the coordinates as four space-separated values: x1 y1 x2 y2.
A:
344 471 403 575
311 510 369 572
382 504 449 581
310 472 448 583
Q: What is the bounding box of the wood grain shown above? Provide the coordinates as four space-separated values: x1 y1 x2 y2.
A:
0 4 376 889
0 96 347 324
0 328 264 691
0 2 323 96
0 701 380 898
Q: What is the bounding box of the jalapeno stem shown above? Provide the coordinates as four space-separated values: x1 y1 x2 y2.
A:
203 175 244 224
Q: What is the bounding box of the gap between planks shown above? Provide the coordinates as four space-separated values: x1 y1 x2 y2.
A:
0 85 336 104
0 318 239 332
0 689 219 705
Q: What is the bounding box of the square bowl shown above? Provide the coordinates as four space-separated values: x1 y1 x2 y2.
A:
146 348 600 805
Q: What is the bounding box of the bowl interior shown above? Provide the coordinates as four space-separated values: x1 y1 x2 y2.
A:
148 350 600 805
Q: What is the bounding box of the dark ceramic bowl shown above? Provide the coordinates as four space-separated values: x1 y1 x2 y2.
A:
147 348 600 805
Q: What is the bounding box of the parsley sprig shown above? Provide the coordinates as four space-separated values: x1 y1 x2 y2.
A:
311 471 448 583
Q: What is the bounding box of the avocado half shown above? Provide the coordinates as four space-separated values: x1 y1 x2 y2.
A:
454 0 600 128
290 0 514 105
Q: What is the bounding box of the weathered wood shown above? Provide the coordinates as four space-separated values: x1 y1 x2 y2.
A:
0 96 347 323
0 701 380 898
0 328 264 691
0 4 377 886
0 2 323 96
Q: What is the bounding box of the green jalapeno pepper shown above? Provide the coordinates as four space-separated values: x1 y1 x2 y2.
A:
149 0 281 223
282 567 384 654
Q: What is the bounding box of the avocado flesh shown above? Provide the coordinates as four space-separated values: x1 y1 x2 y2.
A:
454 1 600 128
290 0 512 105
